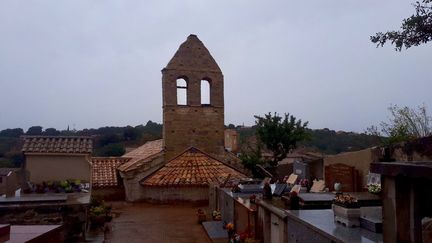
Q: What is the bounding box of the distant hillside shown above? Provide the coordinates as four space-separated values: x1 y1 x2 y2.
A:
302 128 381 154
0 121 162 167
0 121 381 168
236 126 381 155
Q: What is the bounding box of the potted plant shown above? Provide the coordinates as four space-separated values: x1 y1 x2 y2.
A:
368 183 381 194
197 209 206 223
332 194 360 227
212 210 221 221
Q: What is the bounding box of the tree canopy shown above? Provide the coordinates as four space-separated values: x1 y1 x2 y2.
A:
367 104 432 144
371 0 432 51
254 112 309 166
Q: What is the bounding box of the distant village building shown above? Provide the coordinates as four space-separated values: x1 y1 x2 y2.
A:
118 35 246 202
224 129 238 153
22 136 92 183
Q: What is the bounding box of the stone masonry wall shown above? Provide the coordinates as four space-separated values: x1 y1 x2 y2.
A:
163 105 225 160
162 35 225 161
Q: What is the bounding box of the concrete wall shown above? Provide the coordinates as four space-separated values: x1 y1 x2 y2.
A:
25 154 90 183
218 189 235 224
323 148 380 188
256 200 288 243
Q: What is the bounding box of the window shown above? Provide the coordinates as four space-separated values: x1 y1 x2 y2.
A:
176 78 187 105
201 79 210 105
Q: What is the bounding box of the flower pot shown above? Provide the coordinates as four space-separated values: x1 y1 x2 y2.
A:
334 182 342 192
332 204 360 227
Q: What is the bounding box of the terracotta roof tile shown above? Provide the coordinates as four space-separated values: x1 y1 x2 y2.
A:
118 139 163 172
91 157 130 188
141 147 246 187
22 136 93 154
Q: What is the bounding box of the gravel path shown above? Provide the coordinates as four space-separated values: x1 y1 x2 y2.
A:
105 202 212 243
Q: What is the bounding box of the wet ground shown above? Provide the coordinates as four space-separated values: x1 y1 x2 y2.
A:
104 201 212 243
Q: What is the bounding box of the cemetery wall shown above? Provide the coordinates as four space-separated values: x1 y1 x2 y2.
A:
26 154 91 183
139 186 209 203
323 147 381 188
92 187 125 201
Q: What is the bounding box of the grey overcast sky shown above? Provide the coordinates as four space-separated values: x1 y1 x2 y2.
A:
0 1 431 132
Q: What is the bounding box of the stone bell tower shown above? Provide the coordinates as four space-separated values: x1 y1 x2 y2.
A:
162 34 225 160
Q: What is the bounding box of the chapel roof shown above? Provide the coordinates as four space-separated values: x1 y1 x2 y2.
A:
141 147 246 187
117 139 164 172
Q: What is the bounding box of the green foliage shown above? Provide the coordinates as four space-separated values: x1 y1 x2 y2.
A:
4 151 24 167
302 129 381 154
43 128 60 136
0 128 24 138
239 143 264 177
366 104 432 144
0 159 14 168
123 126 141 141
0 121 163 160
255 112 309 166
95 143 125 157
26 126 43 135
89 198 112 228
238 126 381 155
371 0 432 51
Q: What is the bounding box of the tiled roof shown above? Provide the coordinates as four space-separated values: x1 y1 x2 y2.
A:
22 136 93 154
91 157 130 188
118 139 164 172
141 147 246 187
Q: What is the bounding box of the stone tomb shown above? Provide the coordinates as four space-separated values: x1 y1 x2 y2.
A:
325 163 360 192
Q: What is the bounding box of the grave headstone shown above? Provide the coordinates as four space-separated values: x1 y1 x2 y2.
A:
273 183 287 196
324 163 359 192
286 174 298 186
310 179 326 193
293 161 309 180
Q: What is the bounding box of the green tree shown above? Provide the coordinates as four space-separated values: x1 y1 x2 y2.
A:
0 128 24 138
367 104 432 144
95 143 125 157
255 112 309 166
239 142 264 178
44 128 60 136
123 126 140 141
26 126 43 135
371 0 432 51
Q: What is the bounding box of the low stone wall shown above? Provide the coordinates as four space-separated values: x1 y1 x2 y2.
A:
139 186 209 204
92 187 125 201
